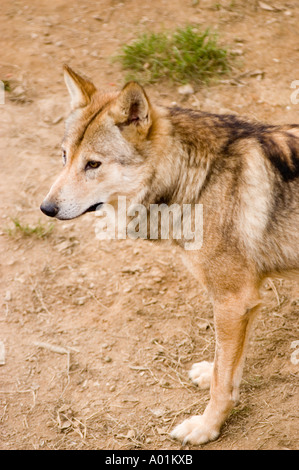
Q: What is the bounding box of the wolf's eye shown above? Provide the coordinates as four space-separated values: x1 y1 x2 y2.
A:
85 161 102 170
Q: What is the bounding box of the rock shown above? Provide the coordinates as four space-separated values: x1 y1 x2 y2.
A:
0 341 5 365
178 84 194 95
290 341 299 365
231 48 243 56
13 86 25 96
258 1 274 11
150 407 166 417
126 430 135 439
4 290 12 301
198 321 210 331
76 297 86 305
157 427 168 435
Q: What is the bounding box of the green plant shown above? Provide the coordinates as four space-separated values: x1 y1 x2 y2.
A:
5 218 54 239
1 80 11 92
117 26 232 84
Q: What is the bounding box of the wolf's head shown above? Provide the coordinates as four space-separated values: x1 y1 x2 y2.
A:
40 66 163 220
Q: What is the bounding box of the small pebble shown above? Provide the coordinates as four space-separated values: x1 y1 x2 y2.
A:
126 430 135 439
178 84 194 95
4 290 12 302
0 341 5 365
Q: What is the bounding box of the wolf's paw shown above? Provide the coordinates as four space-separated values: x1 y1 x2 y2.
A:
189 361 213 389
171 415 220 445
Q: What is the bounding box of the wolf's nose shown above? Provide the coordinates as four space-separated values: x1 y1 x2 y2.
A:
40 201 59 218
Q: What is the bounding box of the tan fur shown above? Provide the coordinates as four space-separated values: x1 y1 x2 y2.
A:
41 67 299 445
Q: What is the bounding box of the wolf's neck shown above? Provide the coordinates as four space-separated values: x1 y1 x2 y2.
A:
134 106 213 208
162 150 211 206
138 144 211 209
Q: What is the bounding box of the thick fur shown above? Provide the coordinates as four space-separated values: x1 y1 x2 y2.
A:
41 66 299 445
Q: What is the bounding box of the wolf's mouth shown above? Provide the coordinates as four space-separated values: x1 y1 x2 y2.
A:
53 202 104 220
83 202 104 214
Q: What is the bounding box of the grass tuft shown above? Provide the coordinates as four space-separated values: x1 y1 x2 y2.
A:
5 218 55 239
117 26 232 84
1 80 11 92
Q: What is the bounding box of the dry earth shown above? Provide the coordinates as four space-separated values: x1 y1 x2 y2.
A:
0 0 298 450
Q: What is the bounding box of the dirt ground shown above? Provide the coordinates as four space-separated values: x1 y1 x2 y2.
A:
0 0 298 450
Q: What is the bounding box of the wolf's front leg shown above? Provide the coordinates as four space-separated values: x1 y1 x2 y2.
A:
171 292 260 445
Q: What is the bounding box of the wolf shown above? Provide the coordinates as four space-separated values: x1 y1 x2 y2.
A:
40 65 299 445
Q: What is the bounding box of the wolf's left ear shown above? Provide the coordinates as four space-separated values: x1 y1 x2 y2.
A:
63 65 97 110
111 82 152 138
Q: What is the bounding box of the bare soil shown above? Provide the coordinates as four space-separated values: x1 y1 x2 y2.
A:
0 0 298 450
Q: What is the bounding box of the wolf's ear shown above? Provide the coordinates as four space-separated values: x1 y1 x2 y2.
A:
111 82 152 139
63 65 97 110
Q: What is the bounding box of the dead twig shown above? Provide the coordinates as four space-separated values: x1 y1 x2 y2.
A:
34 341 71 374
267 279 281 306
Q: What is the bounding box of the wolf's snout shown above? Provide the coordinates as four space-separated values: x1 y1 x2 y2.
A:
40 201 59 218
